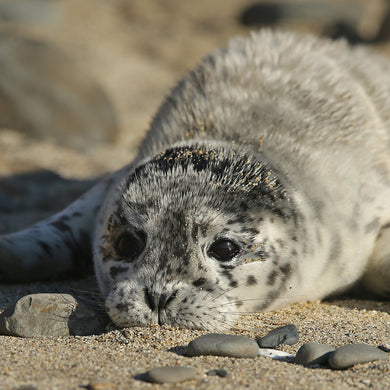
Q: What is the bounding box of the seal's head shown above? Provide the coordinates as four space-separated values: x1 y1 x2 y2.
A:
94 144 300 330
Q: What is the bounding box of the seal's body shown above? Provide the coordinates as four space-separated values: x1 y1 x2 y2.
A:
1 31 390 330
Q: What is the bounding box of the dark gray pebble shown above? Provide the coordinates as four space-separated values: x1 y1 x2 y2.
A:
206 369 229 377
378 344 390 353
295 343 334 366
186 333 259 358
329 344 389 369
143 366 196 383
0 293 108 337
257 324 299 348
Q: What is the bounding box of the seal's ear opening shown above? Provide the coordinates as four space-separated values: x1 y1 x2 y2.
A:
0 179 108 282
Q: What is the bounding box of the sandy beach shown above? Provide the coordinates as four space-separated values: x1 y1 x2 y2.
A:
1 293 389 389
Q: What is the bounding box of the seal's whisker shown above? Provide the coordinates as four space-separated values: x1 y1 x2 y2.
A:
68 288 102 296
211 314 252 332
220 293 309 307
206 316 237 332
210 279 250 302
197 307 237 331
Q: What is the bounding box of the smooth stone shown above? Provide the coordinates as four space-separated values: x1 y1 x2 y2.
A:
257 324 299 348
186 333 259 358
329 344 389 369
143 366 196 383
0 293 108 337
295 343 335 366
206 369 229 377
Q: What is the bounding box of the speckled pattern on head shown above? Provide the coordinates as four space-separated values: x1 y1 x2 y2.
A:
1 30 390 330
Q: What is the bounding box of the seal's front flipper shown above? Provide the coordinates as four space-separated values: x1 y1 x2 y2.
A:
0 178 109 282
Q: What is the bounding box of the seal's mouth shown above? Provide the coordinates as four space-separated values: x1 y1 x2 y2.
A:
104 276 242 331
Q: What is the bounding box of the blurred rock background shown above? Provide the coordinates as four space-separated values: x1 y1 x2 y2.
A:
1 0 390 232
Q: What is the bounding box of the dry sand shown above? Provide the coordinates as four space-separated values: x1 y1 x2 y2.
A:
0 0 389 389
1 296 389 389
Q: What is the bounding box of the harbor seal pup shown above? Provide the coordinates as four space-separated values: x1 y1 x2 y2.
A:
1 30 390 330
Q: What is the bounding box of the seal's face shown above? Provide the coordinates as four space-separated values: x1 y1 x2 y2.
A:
94 145 299 330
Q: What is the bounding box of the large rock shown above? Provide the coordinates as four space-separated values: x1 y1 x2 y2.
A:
0 0 60 24
0 31 118 149
0 293 108 336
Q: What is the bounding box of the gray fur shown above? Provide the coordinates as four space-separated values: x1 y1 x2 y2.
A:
1 30 390 330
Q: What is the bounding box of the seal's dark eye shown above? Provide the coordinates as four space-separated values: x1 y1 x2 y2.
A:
115 231 146 261
208 239 240 261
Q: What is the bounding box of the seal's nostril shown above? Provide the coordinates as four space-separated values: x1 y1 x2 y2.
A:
144 288 157 311
159 289 178 311
166 289 178 306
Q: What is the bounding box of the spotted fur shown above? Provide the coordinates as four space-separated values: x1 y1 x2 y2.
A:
1 30 390 330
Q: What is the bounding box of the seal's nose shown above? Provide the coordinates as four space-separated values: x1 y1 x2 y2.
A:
143 288 177 312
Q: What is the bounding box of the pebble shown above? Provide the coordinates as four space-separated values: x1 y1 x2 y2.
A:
206 369 229 377
378 344 390 353
143 366 196 383
186 333 259 358
295 343 334 366
329 343 389 369
0 293 108 337
257 324 299 348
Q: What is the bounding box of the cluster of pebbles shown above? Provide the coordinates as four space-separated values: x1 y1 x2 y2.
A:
143 329 389 384
0 293 389 384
